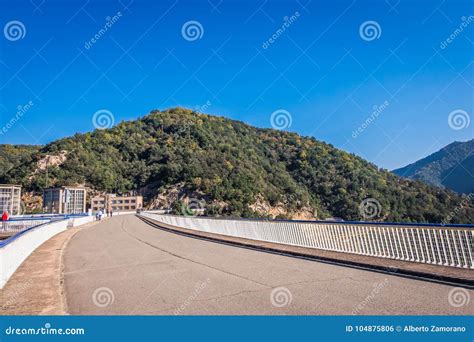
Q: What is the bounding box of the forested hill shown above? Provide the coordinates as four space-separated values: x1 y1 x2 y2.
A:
393 139 474 194
0 144 40 179
1 108 473 223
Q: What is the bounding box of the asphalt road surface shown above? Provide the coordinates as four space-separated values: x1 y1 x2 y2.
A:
63 215 473 315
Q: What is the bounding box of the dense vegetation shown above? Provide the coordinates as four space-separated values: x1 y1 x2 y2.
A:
1 108 472 223
393 139 474 194
0 144 39 179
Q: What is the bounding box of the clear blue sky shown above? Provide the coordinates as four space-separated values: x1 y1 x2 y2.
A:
0 0 472 170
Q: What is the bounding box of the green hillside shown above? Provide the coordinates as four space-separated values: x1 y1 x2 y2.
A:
1 108 472 223
0 144 40 179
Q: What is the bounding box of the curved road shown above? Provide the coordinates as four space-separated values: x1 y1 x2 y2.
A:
63 215 472 315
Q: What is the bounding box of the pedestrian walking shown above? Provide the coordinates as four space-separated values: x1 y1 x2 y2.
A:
2 211 9 231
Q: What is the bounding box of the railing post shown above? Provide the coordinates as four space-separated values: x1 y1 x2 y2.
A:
450 229 461 267
313 224 322 249
362 225 371 255
467 231 474 269
320 225 329 250
400 228 412 261
350 226 359 254
457 230 468 268
410 229 420 262
416 229 425 263
432 229 443 265
395 228 403 260
374 227 383 257
438 229 449 266
388 227 397 259
346 226 355 253
379 227 390 258
325 224 334 251
444 229 455 266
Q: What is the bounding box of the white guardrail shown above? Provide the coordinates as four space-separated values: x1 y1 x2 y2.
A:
1 219 51 234
140 213 474 269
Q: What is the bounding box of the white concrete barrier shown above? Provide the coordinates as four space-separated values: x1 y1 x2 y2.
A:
0 215 95 289
0 220 67 289
114 211 137 216
68 215 95 227
140 213 474 269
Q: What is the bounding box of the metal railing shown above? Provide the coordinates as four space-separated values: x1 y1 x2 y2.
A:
140 213 474 269
1 219 51 234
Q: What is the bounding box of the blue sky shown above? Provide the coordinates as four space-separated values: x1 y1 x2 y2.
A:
0 0 472 170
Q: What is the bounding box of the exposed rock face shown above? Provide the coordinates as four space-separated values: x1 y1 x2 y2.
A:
28 151 69 181
36 151 68 171
146 187 316 220
249 194 317 220
21 192 42 214
145 183 206 210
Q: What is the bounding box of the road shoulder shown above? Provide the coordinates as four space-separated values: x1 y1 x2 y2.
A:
0 221 97 315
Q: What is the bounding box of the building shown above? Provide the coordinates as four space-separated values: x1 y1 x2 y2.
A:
43 187 86 214
91 194 143 213
0 184 21 215
90 196 106 212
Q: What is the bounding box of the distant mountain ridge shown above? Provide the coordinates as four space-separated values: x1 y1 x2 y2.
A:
0 108 473 223
393 139 474 194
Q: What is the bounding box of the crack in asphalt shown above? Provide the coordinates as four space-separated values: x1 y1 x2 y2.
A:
120 216 272 289
63 259 177 275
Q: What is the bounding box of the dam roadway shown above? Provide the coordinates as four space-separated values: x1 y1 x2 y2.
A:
63 215 472 315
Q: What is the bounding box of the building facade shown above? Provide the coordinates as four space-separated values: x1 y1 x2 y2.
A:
43 187 86 214
0 184 21 215
91 194 143 213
